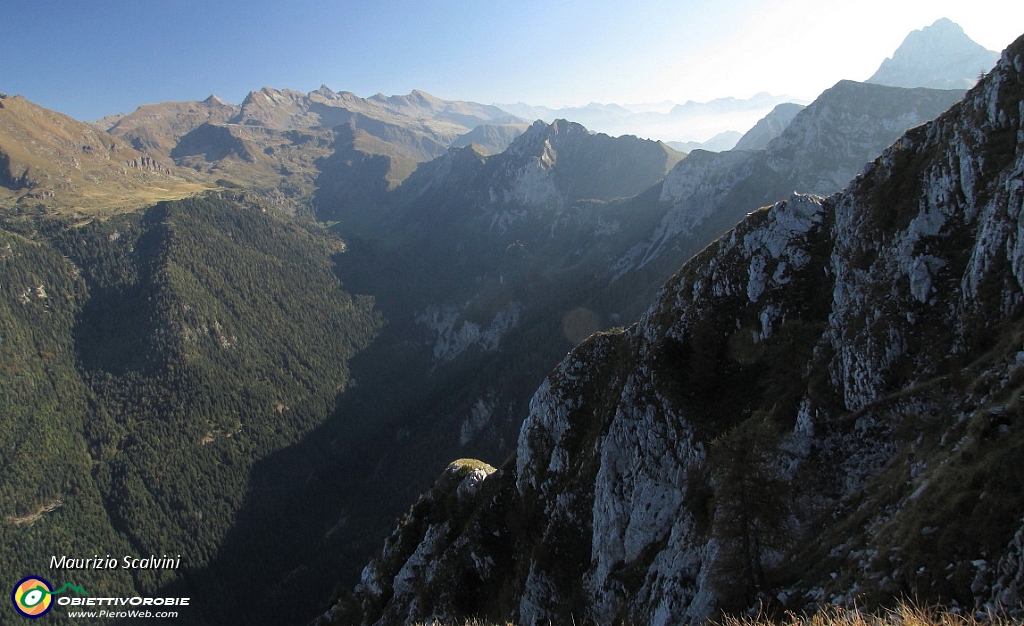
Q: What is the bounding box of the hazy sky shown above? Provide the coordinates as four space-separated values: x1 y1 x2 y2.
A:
4 0 1023 122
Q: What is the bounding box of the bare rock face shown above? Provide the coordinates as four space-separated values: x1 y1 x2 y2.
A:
319 32 1024 626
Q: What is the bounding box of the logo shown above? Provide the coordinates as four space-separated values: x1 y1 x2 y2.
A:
12 577 53 618
11 577 88 619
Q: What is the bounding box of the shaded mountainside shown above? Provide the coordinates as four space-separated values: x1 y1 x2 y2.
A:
319 33 1024 626
0 195 381 625
315 123 687 534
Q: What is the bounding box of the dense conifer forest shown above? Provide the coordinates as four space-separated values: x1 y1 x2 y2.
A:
0 194 382 622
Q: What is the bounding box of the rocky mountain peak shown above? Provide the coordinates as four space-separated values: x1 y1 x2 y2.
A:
312 84 337 99
867 18 1000 89
506 119 587 156
232 87 312 128
202 94 229 106
408 88 442 105
482 119 681 209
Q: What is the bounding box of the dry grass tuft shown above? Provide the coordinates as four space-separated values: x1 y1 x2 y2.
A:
718 602 1021 626
413 603 1022 626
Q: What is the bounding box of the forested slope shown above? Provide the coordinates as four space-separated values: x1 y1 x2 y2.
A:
0 195 381 623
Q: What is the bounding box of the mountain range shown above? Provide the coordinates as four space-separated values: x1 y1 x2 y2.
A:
317 29 1024 626
0 17 1018 626
86 87 530 222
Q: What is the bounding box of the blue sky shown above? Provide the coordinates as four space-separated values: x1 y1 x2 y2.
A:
4 0 1023 122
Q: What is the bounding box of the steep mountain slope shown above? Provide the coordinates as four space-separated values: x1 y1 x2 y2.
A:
867 18 1000 89
732 102 804 151
100 94 240 157
0 94 209 213
320 31 1024 626
0 195 382 624
326 120 684 464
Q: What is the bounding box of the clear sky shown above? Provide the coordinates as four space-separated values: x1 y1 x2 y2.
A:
4 0 1023 122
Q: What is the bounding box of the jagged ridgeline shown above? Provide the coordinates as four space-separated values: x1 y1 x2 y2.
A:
320 33 1024 625
0 195 381 621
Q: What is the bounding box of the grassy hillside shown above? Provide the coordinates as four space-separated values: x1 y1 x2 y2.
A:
0 94 211 215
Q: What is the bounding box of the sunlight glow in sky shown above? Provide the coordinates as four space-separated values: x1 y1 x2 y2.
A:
5 0 1023 122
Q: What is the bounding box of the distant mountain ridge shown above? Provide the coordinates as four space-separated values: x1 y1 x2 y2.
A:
496 92 806 144
867 18 1000 89
668 130 744 153
92 86 531 219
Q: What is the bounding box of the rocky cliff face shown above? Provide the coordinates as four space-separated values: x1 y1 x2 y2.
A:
319 32 1024 626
